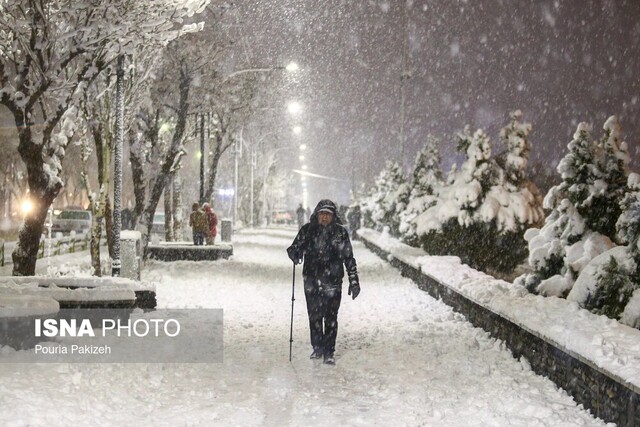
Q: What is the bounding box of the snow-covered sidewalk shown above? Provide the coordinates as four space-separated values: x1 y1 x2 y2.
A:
0 228 607 426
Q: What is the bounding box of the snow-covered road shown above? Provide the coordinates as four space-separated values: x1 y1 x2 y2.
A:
0 228 608 426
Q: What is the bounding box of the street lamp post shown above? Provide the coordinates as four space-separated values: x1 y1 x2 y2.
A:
199 113 205 204
112 54 125 277
233 128 242 229
250 147 256 227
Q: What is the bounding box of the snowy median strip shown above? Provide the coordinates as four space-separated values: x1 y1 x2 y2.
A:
358 227 640 393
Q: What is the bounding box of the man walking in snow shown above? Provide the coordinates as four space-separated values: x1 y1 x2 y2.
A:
296 203 306 230
189 202 208 246
287 199 360 365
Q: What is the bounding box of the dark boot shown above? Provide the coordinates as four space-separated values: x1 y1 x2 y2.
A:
323 353 335 365
310 348 323 359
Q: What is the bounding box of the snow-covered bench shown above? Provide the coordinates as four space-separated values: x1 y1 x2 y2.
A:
147 242 233 262
0 294 59 350
0 276 155 310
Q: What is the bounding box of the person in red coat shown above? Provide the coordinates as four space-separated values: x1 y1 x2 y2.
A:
202 203 218 245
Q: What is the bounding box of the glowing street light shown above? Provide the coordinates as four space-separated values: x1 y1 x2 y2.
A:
286 62 299 72
288 101 302 115
299 144 307 151
293 125 302 135
299 155 305 161
21 198 34 217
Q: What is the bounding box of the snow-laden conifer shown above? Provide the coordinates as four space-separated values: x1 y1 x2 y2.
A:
517 119 629 297
399 135 443 245
368 161 408 236
413 113 542 273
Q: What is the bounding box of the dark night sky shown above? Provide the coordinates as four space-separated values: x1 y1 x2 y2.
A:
222 0 640 204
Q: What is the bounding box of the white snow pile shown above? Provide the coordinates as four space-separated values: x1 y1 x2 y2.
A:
359 227 640 391
0 278 136 303
0 294 59 318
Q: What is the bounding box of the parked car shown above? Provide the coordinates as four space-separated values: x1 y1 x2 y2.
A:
151 212 166 240
271 210 294 225
51 209 92 235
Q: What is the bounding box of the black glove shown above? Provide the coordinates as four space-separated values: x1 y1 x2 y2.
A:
348 279 360 300
287 247 303 264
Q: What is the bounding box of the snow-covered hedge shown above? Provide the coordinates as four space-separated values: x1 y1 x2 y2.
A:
357 112 544 273
356 112 640 326
516 117 639 324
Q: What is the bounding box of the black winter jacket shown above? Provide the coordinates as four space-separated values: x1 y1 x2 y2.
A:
287 200 359 286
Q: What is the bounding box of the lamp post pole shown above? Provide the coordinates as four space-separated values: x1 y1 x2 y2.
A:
250 148 256 227
233 128 241 229
112 54 125 277
199 113 205 204
399 0 410 165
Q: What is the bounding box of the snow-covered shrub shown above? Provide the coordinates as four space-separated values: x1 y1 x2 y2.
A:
588 116 630 239
399 135 443 245
581 172 640 327
516 118 630 297
567 246 633 309
367 161 408 236
617 173 640 265
414 112 543 273
586 256 637 319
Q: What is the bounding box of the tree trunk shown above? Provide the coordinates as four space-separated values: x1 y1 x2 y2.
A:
172 175 184 241
12 125 62 276
164 184 173 241
129 129 146 228
82 114 112 276
204 131 225 203
105 198 114 259
90 215 103 276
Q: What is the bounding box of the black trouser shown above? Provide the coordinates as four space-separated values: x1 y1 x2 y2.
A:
303 276 342 356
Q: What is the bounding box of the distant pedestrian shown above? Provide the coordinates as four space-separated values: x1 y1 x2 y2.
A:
287 199 360 365
189 202 208 246
296 203 306 229
203 203 218 245
347 205 362 240
121 208 133 230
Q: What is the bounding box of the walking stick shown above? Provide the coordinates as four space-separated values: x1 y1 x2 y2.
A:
289 263 296 362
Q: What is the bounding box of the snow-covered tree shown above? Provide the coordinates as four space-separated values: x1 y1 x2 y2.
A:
617 173 640 265
500 110 531 187
585 256 637 320
517 197 594 295
588 116 630 239
564 174 640 326
414 114 543 273
0 0 208 275
555 123 598 212
399 134 443 245
129 29 222 254
78 48 161 274
369 161 408 236
516 120 626 296
482 111 543 233
409 134 443 198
